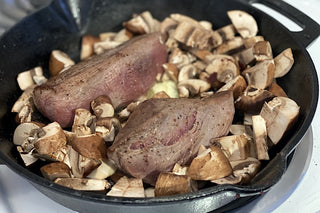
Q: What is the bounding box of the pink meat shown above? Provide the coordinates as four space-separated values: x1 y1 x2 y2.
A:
33 33 167 127
107 91 235 185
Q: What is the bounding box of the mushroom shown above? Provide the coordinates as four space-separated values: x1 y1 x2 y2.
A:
145 188 155 197
124 11 159 34
187 146 233 181
267 81 288 97
217 75 247 99
210 31 224 48
188 48 213 62
95 117 121 143
172 163 188 175
178 79 211 97
199 20 212 31
274 48 294 78
72 108 96 136
54 178 110 191
169 48 196 69
80 35 100 60
160 17 178 41
216 24 236 42
172 21 212 49
252 115 269 160
216 36 244 55
229 124 253 138
162 63 179 82
253 41 273 61
210 134 250 161
170 13 202 27
49 50 75 76
233 47 255 68
260 97 300 144
40 162 72 181
17 67 47 90
34 122 67 156
13 122 44 151
107 176 145 197
99 32 116 41
113 28 134 43
227 10 258 39
16 146 38 166
242 59 275 89
178 64 198 82
211 157 261 184
154 172 197 197
69 134 107 160
93 40 123 55
91 95 114 119
87 158 117 179
235 85 274 113
243 36 265 48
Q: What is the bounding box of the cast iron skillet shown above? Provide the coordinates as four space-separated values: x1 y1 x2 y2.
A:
0 0 319 212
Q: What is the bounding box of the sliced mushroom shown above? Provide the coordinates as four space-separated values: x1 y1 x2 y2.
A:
216 36 244 55
113 28 134 43
216 24 236 42
178 64 198 82
124 11 159 34
13 122 44 150
172 163 188 175
227 10 258 38
87 158 116 179
107 176 145 197
34 122 67 156
34 145 69 162
154 172 197 197
55 178 110 191
210 134 250 161
93 40 123 55
49 50 75 76
160 17 178 41
72 108 96 136
169 48 196 68
242 60 275 89
188 48 213 62
234 86 274 113
252 115 269 160
253 41 273 61
229 124 253 138
145 187 155 198
267 81 287 97
243 36 265 48
99 32 116 41
95 117 121 142
40 162 72 181
233 47 255 68
187 146 232 181
217 75 247 99
274 48 294 78
69 134 107 160
91 95 114 119
260 97 300 144
178 79 211 97
80 35 100 60
210 31 224 48
170 13 201 27
16 146 38 166
17 66 47 90
162 63 179 82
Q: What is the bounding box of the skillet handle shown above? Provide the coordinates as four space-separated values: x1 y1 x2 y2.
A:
253 0 320 48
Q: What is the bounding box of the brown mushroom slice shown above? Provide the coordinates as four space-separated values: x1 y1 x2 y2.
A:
217 75 247 100
67 145 101 178
49 50 75 77
34 122 67 156
216 24 236 42
260 97 300 144
11 85 35 114
99 32 116 41
87 158 116 179
229 124 253 138
274 48 294 78
91 95 114 119
72 108 96 136
187 146 232 181
233 47 255 68
40 162 72 181
95 117 121 143
55 178 110 191
210 134 250 161
154 172 197 197
243 36 265 48
170 13 201 27
160 17 178 41
267 81 288 97
178 79 211 96
172 163 188 176
252 115 269 160
113 28 134 43
93 40 123 55
234 86 274 113
172 21 212 49
80 35 100 60
169 48 196 69
188 48 213 62
124 11 159 34
210 31 224 48
145 188 155 197
205 54 240 87
178 64 198 82
17 67 47 90
107 176 145 198
211 157 261 185
162 63 179 82
227 10 258 38
216 37 245 55
16 146 38 166
69 134 107 160
253 41 273 61
34 145 69 162
242 60 275 89
13 122 44 150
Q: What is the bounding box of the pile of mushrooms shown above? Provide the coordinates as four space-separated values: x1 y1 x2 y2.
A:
11 10 300 197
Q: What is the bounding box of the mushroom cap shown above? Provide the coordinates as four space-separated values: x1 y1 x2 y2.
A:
227 10 258 39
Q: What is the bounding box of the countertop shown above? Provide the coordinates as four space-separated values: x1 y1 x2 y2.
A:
0 0 319 212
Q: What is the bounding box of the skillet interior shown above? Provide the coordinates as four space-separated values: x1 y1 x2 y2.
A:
0 0 318 212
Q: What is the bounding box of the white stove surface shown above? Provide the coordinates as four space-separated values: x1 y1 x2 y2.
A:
1 0 320 212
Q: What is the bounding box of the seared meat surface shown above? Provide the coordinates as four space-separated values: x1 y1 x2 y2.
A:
108 91 235 185
33 33 167 127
